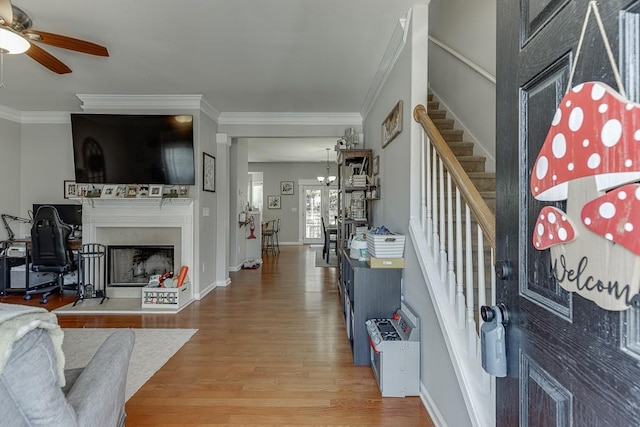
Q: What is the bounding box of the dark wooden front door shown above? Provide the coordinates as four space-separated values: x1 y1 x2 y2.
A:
496 0 640 425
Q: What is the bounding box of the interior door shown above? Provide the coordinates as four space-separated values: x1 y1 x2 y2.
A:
496 0 640 425
301 185 337 244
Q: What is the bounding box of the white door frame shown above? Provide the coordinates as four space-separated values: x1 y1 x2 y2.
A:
298 179 337 244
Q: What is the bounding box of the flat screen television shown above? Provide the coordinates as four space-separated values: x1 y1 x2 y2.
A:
70 114 195 185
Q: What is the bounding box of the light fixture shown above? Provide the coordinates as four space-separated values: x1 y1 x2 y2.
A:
317 148 336 186
0 27 30 54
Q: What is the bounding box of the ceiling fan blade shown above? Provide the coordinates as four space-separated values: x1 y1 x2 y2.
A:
25 30 108 56
25 43 71 74
0 0 12 25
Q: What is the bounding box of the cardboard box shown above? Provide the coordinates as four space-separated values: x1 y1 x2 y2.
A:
367 257 405 269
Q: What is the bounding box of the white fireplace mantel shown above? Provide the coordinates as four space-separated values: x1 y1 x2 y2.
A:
81 198 195 299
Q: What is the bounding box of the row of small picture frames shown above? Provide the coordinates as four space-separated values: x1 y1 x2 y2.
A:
63 180 189 199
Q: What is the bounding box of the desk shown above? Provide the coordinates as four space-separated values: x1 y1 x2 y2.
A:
0 239 81 296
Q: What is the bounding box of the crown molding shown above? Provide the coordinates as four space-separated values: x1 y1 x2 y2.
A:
200 98 220 121
217 112 362 126
0 105 70 124
76 94 205 111
360 8 411 119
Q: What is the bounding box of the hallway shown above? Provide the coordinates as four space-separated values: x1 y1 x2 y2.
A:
33 246 432 425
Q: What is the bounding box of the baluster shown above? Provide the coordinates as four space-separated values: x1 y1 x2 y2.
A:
477 224 486 317
455 189 464 316
465 204 476 355
424 132 432 245
447 174 456 303
439 159 446 280
432 150 439 261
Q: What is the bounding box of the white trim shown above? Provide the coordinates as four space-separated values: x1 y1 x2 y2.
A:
76 94 205 110
0 104 22 122
429 36 496 85
361 9 411 119
420 382 447 427
409 218 493 427
200 98 220 121
217 112 362 126
21 111 71 124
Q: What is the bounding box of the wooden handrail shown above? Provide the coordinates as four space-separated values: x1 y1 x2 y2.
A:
413 104 496 250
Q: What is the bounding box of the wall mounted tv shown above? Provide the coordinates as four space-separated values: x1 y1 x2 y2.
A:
70 114 195 185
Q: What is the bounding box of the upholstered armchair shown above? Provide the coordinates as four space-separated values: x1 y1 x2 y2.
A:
0 304 135 426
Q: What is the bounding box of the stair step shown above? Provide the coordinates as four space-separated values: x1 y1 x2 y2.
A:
432 118 455 130
440 129 464 142
427 93 434 102
479 191 496 214
427 100 440 110
448 141 474 157
457 156 486 173
428 109 447 120
467 172 496 192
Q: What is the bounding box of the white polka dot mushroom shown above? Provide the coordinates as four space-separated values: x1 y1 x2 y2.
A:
530 82 640 202
533 206 578 250
580 184 640 256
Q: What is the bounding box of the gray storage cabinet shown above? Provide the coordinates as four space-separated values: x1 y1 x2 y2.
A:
339 250 402 365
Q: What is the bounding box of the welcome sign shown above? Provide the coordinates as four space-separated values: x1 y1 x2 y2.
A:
530 82 640 311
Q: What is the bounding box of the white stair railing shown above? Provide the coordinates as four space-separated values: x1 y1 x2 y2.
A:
411 104 496 427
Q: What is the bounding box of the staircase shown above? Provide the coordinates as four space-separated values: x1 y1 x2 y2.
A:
427 93 496 215
411 94 497 426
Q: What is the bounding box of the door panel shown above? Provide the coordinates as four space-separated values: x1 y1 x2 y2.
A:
301 186 337 244
497 0 640 424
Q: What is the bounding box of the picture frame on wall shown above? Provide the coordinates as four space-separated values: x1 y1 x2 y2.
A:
280 181 294 195
267 195 281 209
382 100 403 148
203 152 216 192
64 180 77 199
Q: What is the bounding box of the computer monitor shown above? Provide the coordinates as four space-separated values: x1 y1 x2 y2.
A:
32 204 83 227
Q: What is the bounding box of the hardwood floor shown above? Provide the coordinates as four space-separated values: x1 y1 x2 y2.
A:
1 246 433 426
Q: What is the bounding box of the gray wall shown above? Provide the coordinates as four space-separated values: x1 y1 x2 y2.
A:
0 118 23 237
428 0 497 172
249 161 337 244
364 6 473 426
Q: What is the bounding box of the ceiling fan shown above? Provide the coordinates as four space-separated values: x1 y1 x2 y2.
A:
0 0 108 74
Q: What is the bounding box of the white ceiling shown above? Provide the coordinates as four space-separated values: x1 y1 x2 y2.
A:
1 0 424 160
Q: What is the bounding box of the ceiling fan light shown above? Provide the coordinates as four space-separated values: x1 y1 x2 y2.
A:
328 176 336 182
0 28 29 54
317 176 325 182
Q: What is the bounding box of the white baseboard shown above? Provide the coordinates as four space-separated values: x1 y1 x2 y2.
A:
420 381 447 427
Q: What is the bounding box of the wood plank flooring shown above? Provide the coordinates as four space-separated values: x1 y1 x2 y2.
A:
1 246 433 426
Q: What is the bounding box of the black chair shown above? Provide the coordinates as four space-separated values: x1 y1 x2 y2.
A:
322 217 337 263
29 205 77 303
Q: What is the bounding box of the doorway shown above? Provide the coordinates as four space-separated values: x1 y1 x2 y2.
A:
300 184 338 244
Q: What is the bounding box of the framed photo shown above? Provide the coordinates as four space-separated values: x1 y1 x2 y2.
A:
382 100 403 148
124 184 140 198
138 185 149 197
101 184 119 198
267 195 281 209
373 155 380 175
280 181 294 195
64 180 77 199
77 184 89 198
179 186 189 197
149 184 163 198
203 152 216 192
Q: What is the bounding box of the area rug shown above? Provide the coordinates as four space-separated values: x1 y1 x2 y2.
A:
62 328 197 400
315 248 338 267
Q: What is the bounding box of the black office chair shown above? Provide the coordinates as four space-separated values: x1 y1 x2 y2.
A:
29 205 77 303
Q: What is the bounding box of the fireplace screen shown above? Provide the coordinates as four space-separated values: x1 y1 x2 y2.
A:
108 245 174 286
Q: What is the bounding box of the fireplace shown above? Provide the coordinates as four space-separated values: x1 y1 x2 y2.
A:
81 198 195 301
108 245 174 286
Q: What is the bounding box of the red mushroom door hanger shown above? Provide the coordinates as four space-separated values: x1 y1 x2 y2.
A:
530 81 640 311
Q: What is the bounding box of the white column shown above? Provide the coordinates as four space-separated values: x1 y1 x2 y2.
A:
215 133 231 286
